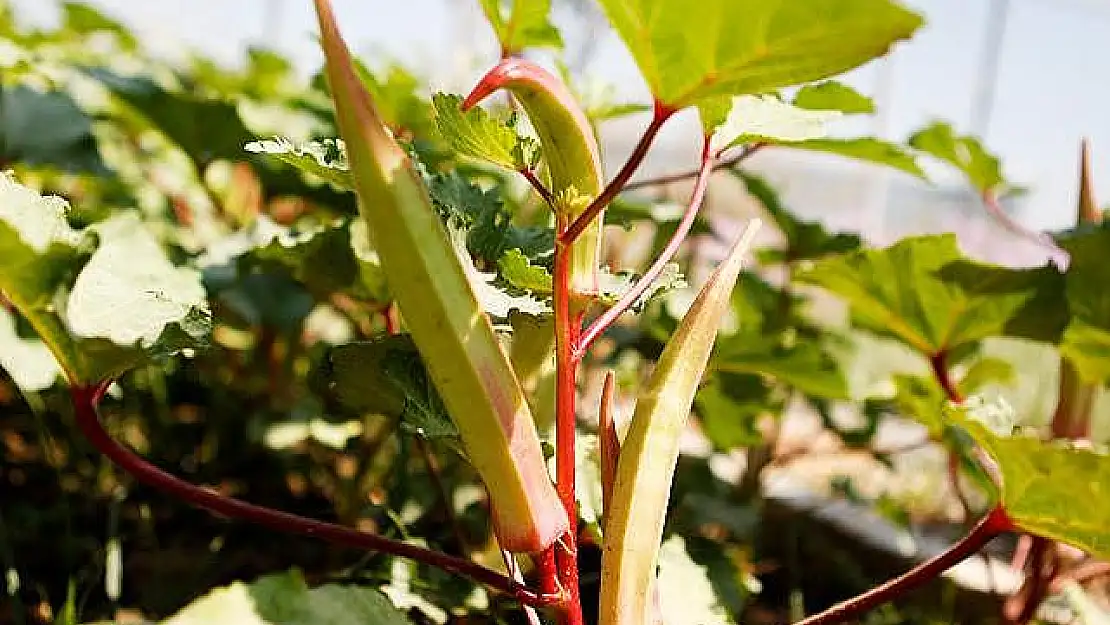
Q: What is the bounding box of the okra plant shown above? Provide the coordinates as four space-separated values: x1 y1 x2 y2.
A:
3 0 1110 624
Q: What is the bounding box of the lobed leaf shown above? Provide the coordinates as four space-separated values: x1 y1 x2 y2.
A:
478 0 563 54
245 137 354 191
595 0 922 108
949 403 1110 559
432 92 539 171
798 234 1064 355
0 174 210 384
709 94 841 152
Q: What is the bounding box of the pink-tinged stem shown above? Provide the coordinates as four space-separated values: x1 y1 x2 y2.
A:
794 506 1015 625
575 135 715 357
553 215 585 625
70 384 559 608
981 191 1066 262
624 142 765 192
558 101 675 245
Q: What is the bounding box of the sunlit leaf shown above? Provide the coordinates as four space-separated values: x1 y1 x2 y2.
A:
773 137 926 179
498 248 552 294
245 137 354 191
949 402 1110 559
478 0 563 54
711 94 840 152
656 536 734 625
908 121 1004 192
799 234 1064 355
161 569 413 625
595 0 922 108
793 80 875 114
432 93 539 171
0 308 62 392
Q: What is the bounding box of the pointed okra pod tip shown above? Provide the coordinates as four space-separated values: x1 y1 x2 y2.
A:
600 218 762 625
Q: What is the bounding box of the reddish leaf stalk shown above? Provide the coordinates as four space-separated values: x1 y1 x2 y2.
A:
575 135 715 357
558 101 675 245
70 384 558 608
623 142 765 191
520 168 556 207
794 506 1014 625
929 351 963 403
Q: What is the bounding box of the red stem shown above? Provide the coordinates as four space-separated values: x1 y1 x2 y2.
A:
623 142 765 191
520 168 556 207
598 370 618 518
575 135 714 357
70 384 558 608
558 101 675 245
794 506 1015 625
553 216 585 625
929 351 964 403
980 191 1066 261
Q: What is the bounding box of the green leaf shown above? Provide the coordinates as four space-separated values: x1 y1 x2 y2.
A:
737 172 862 262
0 85 109 174
774 137 926 179
948 402 1110 559
1059 224 1110 384
798 234 1064 355
498 248 553 294
908 121 1004 193
245 137 354 191
478 0 563 54
597 264 686 313
891 374 946 434
793 80 875 114
656 536 734 625
161 569 413 625
595 0 922 108
88 68 255 166
695 373 777 450
0 175 210 384
432 93 539 171
714 337 850 399
711 95 840 152
61 2 139 50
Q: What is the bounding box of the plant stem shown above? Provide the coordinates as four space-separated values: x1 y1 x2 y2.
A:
929 351 963 403
70 383 559 608
575 135 714 357
623 142 765 191
558 101 674 245
980 191 1066 262
553 214 585 625
793 506 1015 625
520 168 556 207
598 370 618 519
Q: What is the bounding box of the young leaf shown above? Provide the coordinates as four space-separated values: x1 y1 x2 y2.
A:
656 536 735 625
595 0 922 108
798 234 1064 355
948 402 1110 559
908 121 1004 192
313 0 567 552
245 137 354 191
600 220 761 625
713 337 850 400
432 93 539 171
478 0 563 55
793 80 875 114
498 248 553 294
